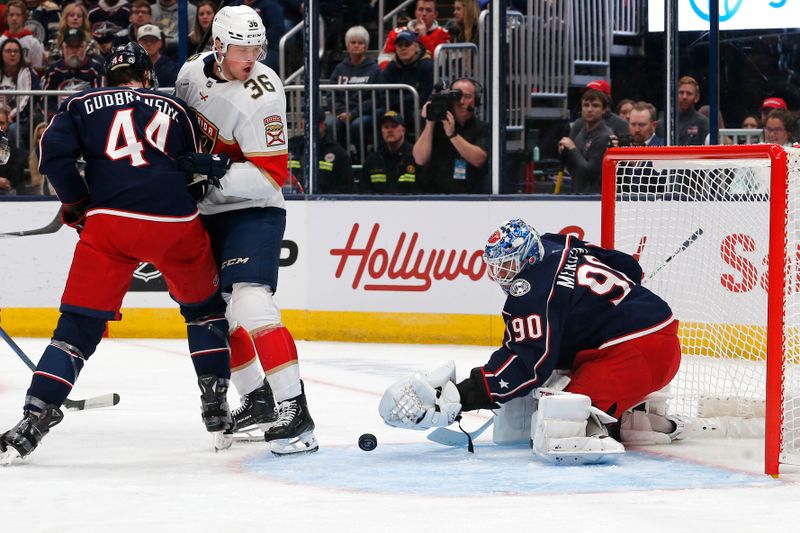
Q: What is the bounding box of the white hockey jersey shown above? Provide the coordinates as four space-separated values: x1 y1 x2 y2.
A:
175 52 289 215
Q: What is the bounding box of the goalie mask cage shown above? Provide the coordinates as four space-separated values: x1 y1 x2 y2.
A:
601 144 800 476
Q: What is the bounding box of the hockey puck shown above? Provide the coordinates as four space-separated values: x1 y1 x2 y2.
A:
358 433 377 451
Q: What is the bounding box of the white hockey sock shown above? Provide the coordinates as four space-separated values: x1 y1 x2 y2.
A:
267 364 302 402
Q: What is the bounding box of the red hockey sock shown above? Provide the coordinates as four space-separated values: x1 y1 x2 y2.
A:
252 326 298 372
229 326 258 371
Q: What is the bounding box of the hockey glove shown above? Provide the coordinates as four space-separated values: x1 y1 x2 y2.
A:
379 360 462 430
177 153 232 201
61 197 89 233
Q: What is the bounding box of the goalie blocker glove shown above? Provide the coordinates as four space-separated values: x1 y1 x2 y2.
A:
177 152 232 201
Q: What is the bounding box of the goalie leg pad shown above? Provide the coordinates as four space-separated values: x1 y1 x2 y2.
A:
531 394 624 465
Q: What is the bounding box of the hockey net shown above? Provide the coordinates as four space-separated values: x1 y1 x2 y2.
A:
601 144 800 475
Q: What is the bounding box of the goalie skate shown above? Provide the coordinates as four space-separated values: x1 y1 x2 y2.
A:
264 382 319 455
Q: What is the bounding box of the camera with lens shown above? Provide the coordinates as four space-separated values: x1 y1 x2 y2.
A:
427 88 463 122
610 133 634 148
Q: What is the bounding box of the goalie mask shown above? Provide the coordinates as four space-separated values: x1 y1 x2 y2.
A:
212 6 268 63
483 218 545 291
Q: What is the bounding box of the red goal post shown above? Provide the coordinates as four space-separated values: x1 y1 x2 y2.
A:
601 144 800 476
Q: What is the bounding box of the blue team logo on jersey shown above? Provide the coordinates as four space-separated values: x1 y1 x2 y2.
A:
508 278 531 297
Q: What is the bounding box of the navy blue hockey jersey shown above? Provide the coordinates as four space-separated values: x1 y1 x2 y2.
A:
483 233 675 403
39 87 200 217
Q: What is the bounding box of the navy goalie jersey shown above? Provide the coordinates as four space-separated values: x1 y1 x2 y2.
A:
483 233 675 403
39 87 200 217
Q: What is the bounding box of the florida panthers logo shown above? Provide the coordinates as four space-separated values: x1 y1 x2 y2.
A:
264 115 285 147
195 111 219 153
508 279 531 297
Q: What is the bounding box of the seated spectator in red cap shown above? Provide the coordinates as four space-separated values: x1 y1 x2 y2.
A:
569 79 629 139
760 96 788 124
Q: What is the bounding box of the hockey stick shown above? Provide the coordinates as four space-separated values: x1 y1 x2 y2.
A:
0 209 63 238
0 326 120 411
647 228 704 280
427 416 494 449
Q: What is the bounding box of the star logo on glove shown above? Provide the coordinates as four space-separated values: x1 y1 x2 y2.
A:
499 379 509 389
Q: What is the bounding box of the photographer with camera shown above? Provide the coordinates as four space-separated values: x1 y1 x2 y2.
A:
412 77 488 193
558 88 612 194
609 101 664 148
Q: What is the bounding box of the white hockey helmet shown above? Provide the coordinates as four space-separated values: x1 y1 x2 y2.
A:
212 5 267 60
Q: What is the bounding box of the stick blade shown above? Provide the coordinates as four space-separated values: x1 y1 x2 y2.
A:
64 393 120 411
426 427 471 447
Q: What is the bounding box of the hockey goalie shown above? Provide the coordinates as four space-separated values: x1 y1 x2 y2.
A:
379 218 687 464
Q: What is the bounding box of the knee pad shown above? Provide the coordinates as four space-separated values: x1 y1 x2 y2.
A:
227 282 281 333
52 312 106 359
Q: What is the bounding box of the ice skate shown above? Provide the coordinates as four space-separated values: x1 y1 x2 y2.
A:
263 382 319 455
198 375 234 451
0 405 64 465
232 378 276 437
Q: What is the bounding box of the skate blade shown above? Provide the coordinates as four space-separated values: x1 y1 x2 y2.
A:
269 430 319 456
212 431 233 452
231 427 267 443
0 448 23 466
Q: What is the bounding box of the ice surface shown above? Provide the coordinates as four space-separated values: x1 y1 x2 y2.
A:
1 338 798 532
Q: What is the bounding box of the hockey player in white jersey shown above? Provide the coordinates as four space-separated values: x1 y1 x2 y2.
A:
175 5 318 455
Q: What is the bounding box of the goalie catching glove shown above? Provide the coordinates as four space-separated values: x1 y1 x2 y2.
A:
379 361 462 430
177 152 232 201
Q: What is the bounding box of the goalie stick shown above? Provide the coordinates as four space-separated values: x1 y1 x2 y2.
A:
0 326 120 411
647 228 704 281
427 416 494 451
0 208 63 238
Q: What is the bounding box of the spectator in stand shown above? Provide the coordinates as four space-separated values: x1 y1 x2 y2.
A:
0 0 44 72
328 25 380 157
763 109 797 147
674 75 708 145
137 24 177 88
0 105 29 195
741 114 762 129
27 121 50 195
627 101 664 147
379 0 450 69
41 28 104 114
229 0 285 73
288 110 355 194
569 80 628 138
698 104 733 145
444 0 478 45
48 3 100 65
124 0 152 44
0 38 40 148
558 88 612 193
91 22 128 61
151 0 196 60
29 0 61 46
378 30 433 127
188 0 215 53
616 98 635 121
760 96 788 125
89 0 131 31
413 77 488 193
362 110 423 193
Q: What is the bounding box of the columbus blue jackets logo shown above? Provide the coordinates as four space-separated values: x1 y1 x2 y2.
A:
264 115 285 147
508 279 531 297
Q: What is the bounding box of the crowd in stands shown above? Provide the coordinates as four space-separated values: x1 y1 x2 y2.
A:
0 0 797 197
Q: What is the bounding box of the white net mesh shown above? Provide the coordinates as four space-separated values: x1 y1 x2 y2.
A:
608 146 800 469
